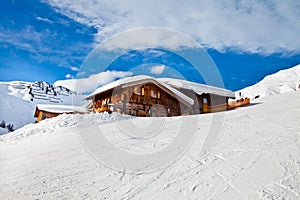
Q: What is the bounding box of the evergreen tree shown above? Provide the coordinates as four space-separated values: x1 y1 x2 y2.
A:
7 124 14 132
0 120 6 128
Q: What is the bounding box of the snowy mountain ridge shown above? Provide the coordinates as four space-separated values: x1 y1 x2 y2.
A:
0 81 85 134
5 80 81 103
237 64 300 99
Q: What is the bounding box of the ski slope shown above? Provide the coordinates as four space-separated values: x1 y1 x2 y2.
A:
237 64 300 99
1 90 299 199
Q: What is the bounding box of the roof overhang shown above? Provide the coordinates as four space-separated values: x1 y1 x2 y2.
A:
34 104 87 116
85 76 194 107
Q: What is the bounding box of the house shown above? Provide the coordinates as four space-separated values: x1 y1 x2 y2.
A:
34 104 87 122
85 75 235 116
85 75 194 117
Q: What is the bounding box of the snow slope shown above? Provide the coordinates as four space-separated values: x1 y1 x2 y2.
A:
237 64 300 99
0 81 86 134
1 91 299 199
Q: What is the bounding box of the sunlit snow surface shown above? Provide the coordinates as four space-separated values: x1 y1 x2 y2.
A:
237 64 300 99
1 91 300 199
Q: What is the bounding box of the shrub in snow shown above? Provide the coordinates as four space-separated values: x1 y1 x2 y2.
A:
7 124 14 132
0 120 6 128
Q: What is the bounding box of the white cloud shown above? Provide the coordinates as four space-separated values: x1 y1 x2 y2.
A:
98 28 198 51
150 65 166 75
36 17 53 24
65 74 73 79
70 66 79 71
54 70 133 93
43 0 300 54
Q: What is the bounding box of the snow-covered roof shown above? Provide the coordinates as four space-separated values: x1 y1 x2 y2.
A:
86 75 150 99
158 78 235 98
36 104 87 114
85 75 194 106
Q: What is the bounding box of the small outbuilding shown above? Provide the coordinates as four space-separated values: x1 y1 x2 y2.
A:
158 78 236 113
34 104 87 122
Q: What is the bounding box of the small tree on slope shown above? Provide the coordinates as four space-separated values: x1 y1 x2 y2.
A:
7 124 14 132
0 120 6 128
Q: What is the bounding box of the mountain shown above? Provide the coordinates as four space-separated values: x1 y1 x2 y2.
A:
0 81 85 134
237 64 300 99
1 64 299 134
0 88 299 199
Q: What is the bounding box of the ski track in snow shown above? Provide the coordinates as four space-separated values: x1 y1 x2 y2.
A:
0 91 300 199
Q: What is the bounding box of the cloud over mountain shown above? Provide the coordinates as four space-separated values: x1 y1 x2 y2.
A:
54 70 133 93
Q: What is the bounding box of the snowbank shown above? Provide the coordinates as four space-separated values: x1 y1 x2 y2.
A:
1 91 299 199
0 112 133 143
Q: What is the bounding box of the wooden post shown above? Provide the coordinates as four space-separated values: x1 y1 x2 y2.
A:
38 111 43 122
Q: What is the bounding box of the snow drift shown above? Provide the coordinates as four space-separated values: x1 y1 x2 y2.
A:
0 90 299 199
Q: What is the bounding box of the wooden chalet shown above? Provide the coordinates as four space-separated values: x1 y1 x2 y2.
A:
85 76 194 117
86 75 236 117
34 104 87 122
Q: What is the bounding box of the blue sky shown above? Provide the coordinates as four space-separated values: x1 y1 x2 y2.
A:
0 0 300 91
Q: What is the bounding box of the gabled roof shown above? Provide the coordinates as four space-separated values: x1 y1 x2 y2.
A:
85 75 194 106
34 104 87 117
158 78 235 98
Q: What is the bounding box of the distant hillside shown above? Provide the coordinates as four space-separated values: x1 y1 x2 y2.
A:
0 81 85 134
237 64 300 99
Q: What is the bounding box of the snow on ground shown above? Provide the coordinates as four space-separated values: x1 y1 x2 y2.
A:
0 83 36 132
1 90 299 199
237 64 300 99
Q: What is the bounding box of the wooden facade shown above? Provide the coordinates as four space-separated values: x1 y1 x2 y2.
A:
87 76 236 117
174 87 231 114
34 109 59 122
92 83 192 117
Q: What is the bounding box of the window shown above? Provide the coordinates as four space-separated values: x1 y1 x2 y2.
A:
141 87 145 96
133 86 141 95
41 113 47 120
102 98 111 106
151 90 160 98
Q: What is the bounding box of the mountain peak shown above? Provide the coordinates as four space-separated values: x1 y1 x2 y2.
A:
237 64 300 99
